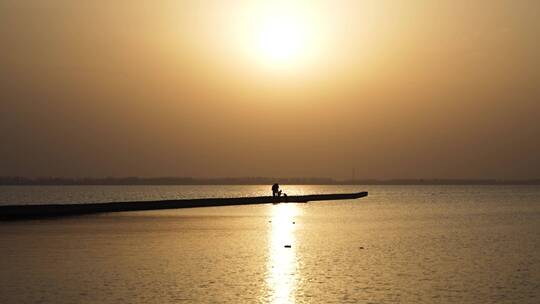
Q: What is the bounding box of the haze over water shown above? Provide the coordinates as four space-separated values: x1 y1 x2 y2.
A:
1 0 540 302
1 185 539 303
2 0 540 179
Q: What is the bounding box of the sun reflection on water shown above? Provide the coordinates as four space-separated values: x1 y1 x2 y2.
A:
266 203 300 304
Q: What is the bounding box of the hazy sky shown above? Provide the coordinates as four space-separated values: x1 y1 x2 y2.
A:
1 0 539 179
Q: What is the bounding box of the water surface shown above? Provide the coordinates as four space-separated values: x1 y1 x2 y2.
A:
1 185 539 303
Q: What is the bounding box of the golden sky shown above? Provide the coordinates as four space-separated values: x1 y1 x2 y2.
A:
1 0 539 179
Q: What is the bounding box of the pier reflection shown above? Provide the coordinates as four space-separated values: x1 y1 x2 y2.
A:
266 203 300 304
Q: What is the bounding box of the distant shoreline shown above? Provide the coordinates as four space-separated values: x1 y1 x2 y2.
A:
1 177 539 186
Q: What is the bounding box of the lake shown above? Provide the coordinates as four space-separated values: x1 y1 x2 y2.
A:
0 185 539 303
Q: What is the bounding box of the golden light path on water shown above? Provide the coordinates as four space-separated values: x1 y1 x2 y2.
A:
266 203 300 304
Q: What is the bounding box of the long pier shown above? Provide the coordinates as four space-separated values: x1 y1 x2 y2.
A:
0 191 368 220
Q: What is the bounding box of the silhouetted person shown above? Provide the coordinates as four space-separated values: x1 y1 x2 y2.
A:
272 183 281 197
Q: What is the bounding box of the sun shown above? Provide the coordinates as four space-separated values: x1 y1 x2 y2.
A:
218 2 327 73
256 16 307 66
242 3 323 71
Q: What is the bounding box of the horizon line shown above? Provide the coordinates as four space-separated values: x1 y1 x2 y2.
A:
1 176 540 186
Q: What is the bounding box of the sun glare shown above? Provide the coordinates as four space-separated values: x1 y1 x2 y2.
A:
257 16 307 66
226 2 324 72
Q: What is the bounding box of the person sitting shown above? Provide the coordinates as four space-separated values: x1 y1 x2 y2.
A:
272 183 280 197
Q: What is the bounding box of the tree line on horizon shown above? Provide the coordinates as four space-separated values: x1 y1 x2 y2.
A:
1 176 539 185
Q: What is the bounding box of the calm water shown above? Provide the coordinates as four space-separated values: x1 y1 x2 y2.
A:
0 185 539 303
